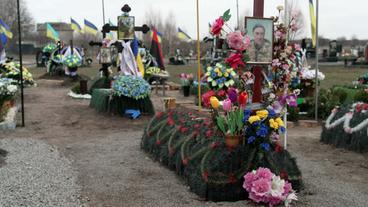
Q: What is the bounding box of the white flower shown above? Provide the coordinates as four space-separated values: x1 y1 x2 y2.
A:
270 175 285 197
7 85 18 93
285 192 298 207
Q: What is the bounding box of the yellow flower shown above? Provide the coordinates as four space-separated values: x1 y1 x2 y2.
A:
217 72 222 77
210 96 220 109
269 119 279 130
248 115 261 124
224 72 229 77
214 68 220 73
275 118 284 127
256 110 269 119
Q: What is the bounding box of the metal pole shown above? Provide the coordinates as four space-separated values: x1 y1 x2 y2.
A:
16 0 25 127
102 0 106 25
314 0 319 121
236 0 239 29
196 0 201 111
284 110 287 149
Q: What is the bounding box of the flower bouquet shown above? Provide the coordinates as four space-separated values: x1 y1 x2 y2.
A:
112 75 151 100
205 63 237 90
63 54 82 68
42 43 57 54
243 167 297 207
0 78 18 108
145 67 161 76
0 62 35 86
180 73 193 97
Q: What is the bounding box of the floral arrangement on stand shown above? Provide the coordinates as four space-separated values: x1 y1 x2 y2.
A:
205 63 237 90
63 54 82 68
42 43 57 54
145 67 161 77
0 62 35 86
243 167 297 207
0 78 18 122
112 75 151 100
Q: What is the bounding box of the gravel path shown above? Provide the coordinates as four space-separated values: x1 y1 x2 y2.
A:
0 138 82 207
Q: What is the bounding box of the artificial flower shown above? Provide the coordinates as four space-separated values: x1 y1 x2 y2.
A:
269 118 279 130
222 98 232 112
112 75 151 100
202 90 215 108
225 53 245 69
210 96 220 109
275 117 284 127
211 17 224 36
226 31 249 52
238 91 248 106
248 115 260 124
256 110 269 119
227 88 238 103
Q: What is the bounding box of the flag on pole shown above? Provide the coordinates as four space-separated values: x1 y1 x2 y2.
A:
46 23 60 41
309 0 316 47
84 19 98 35
0 33 7 51
150 29 162 43
150 27 165 70
177 27 191 41
0 18 13 39
136 53 145 77
70 18 82 33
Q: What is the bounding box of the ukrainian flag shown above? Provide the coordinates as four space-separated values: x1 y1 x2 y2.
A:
0 33 7 51
177 28 191 41
46 23 60 41
84 19 98 35
150 29 162 43
309 0 316 47
71 18 82 33
0 18 13 39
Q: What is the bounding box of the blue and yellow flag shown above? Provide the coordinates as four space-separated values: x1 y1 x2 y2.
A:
84 19 98 35
71 18 82 33
0 18 13 39
0 33 7 51
309 0 316 47
150 29 162 43
46 23 60 41
177 28 191 41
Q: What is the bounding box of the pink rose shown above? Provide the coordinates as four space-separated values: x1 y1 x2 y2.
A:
227 31 249 51
211 17 224 36
256 167 273 180
225 53 245 69
250 178 271 198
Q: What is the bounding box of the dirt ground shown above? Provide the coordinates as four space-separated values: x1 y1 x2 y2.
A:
1 78 368 207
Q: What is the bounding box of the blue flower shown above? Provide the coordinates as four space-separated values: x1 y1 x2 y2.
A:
247 136 256 144
260 143 270 151
256 124 269 138
268 109 276 118
211 72 217 78
279 126 286 133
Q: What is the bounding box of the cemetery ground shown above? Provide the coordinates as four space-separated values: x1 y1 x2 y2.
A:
0 58 368 206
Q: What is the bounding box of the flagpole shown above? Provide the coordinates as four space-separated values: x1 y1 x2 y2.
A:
16 0 25 127
102 0 106 25
196 0 201 111
314 0 319 121
236 0 239 29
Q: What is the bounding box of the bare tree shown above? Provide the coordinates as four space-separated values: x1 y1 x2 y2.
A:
0 0 35 47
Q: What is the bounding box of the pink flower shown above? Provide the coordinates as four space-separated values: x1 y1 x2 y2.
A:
225 53 245 69
272 59 281 67
275 31 285 40
290 23 298 32
294 44 301 51
202 90 215 108
222 98 232 111
283 181 292 196
211 17 224 36
227 31 249 51
250 178 271 198
255 167 273 180
282 64 290 70
243 171 257 191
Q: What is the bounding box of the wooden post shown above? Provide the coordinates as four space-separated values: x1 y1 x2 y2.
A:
252 0 264 103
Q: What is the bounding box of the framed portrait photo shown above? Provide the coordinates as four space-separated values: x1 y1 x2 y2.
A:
99 47 112 64
117 15 135 40
245 17 274 64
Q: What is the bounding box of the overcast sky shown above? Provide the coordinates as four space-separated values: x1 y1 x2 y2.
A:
24 0 368 40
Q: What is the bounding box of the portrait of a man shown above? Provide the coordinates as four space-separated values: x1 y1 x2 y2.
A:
118 16 135 40
245 17 273 64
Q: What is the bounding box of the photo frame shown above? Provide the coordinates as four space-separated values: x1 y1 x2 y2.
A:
117 15 135 40
244 17 274 64
99 47 112 64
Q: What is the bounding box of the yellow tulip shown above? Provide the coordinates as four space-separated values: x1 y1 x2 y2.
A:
248 115 261 124
210 96 220 109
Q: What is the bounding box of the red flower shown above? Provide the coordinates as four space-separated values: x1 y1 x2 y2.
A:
238 91 248 106
180 127 189 134
228 174 237 184
202 171 209 182
182 158 189 166
225 53 245 69
167 118 175 126
217 89 226 97
275 143 283 153
280 170 289 180
155 140 161 145
211 17 224 36
194 123 201 129
210 142 219 149
155 112 164 119
205 130 213 138
202 90 216 108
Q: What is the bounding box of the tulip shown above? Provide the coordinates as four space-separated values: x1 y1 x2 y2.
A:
222 98 232 112
210 96 220 109
238 91 248 107
227 88 237 103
